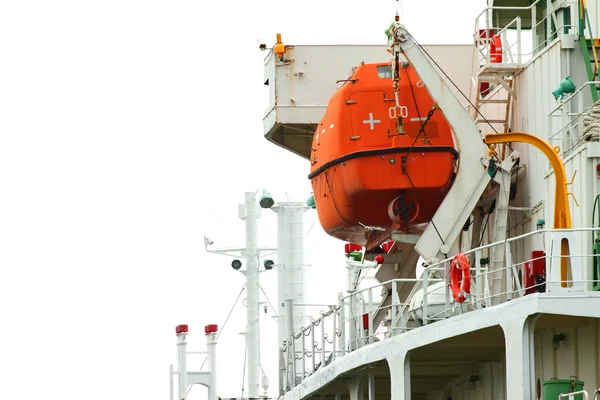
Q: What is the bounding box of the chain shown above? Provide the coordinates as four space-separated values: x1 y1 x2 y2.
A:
387 13 405 135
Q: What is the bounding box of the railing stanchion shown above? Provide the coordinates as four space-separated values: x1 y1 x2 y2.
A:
338 293 346 356
311 321 315 372
391 280 398 334
423 269 429 325
475 249 482 309
332 307 337 361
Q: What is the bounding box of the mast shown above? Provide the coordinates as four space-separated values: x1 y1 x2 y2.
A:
244 191 261 398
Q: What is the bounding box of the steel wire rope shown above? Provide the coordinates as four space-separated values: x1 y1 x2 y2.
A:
400 68 447 245
199 284 246 371
240 337 247 398
409 33 501 136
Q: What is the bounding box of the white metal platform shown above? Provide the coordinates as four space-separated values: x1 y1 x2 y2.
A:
262 44 476 159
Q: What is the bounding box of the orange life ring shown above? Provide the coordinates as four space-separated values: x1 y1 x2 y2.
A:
489 34 503 63
450 253 471 303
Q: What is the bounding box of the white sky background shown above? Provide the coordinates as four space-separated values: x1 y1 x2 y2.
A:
0 1 487 399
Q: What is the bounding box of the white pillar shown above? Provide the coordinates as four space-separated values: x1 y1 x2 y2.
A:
176 325 188 400
348 376 365 400
206 327 218 400
502 317 531 400
368 374 375 400
275 202 307 393
388 352 411 400
244 192 261 398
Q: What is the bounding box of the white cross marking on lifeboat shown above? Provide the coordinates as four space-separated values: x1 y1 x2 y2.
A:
363 113 381 130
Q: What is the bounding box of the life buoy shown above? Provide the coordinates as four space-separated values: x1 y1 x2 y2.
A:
489 34 503 63
450 253 471 303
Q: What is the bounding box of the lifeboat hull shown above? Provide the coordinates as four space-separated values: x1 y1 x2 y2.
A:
310 148 456 245
309 62 458 247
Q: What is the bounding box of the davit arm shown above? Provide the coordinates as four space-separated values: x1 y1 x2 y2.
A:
391 24 513 263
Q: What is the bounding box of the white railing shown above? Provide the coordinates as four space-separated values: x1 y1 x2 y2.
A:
473 0 578 68
559 390 589 399
548 81 600 158
280 228 600 391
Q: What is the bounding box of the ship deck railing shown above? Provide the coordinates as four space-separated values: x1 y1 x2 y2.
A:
474 0 579 67
548 81 600 159
280 227 600 391
473 0 578 69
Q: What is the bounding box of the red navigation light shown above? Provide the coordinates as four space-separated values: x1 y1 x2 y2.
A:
205 324 218 335
375 255 384 265
176 324 188 335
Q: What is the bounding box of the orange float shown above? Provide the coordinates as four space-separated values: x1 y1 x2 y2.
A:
309 62 458 248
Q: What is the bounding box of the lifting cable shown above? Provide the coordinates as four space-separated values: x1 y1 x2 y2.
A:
388 22 446 246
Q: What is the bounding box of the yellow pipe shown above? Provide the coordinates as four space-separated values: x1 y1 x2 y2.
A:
484 132 572 287
484 132 571 229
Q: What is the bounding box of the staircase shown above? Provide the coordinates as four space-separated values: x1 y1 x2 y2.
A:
472 31 523 133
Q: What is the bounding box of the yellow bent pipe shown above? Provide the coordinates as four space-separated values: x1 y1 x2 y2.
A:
484 132 572 287
483 132 571 229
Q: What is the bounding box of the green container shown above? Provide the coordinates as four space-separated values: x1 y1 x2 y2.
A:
544 379 584 400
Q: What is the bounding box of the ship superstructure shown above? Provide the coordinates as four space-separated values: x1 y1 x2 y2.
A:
170 1 600 399
261 1 600 399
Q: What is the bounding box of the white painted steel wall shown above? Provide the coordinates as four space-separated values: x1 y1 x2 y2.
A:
511 40 563 238
534 319 600 399
445 361 505 400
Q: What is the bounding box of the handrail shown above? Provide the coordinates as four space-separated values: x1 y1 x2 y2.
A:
474 0 545 21
282 227 600 390
559 390 589 400
549 107 593 141
424 227 600 271
474 0 577 68
339 274 444 302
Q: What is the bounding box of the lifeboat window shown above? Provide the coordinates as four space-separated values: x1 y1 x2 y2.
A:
377 66 393 79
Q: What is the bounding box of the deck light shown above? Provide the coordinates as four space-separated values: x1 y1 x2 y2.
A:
259 189 275 209
552 77 575 100
231 259 242 270
306 193 316 209
552 333 565 350
469 375 480 390
537 219 545 230
263 259 274 270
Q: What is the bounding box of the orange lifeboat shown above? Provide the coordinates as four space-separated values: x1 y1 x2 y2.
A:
309 62 458 248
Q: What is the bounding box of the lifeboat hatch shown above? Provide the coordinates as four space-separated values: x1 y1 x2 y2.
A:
348 91 394 147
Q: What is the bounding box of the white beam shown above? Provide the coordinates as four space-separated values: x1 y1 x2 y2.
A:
393 26 492 263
